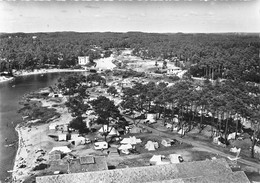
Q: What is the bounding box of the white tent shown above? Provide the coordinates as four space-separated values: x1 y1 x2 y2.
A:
58 134 67 141
227 132 240 141
161 139 171 147
146 113 156 124
71 134 79 140
230 147 241 153
99 125 120 136
153 142 159 149
177 128 185 135
49 123 57 130
49 146 71 154
69 137 86 146
173 117 178 123
145 141 155 151
150 155 162 165
253 145 260 154
173 126 178 131
118 144 132 150
120 136 142 145
150 155 170 165
109 128 120 136
166 123 173 129
169 154 181 164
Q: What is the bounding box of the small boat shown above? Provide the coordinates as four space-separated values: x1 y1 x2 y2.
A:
12 85 15 87
7 170 13 173
40 74 44 77
5 143 15 147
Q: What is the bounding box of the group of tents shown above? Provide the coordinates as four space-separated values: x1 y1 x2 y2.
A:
118 136 142 154
149 154 183 165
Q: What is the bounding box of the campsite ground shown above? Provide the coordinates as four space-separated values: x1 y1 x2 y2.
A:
134 121 260 182
11 50 260 182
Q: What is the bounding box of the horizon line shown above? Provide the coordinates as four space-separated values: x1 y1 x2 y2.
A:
1 31 260 34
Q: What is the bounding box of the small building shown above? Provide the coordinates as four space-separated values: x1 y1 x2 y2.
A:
78 56 90 66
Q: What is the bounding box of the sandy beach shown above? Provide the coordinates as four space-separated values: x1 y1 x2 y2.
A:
0 57 117 84
95 55 116 70
0 76 14 83
12 96 73 182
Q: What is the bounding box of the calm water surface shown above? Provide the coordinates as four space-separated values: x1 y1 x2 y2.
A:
0 72 79 181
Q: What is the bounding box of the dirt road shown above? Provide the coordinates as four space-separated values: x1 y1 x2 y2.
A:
137 123 260 170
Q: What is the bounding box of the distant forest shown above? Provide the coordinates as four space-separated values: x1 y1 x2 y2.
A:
0 32 259 83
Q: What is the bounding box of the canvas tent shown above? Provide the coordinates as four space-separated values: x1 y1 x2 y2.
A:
145 141 155 151
169 154 181 164
118 144 132 154
118 144 132 150
146 113 156 124
227 132 241 141
149 155 170 165
58 134 67 141
173 117 178 123
120 136 142 145
129 126 143 134
161 139 172 147
230 147 241 153
177 128 185 135
71 134 79 140
69 137 86 147
253 145 260 154
166 123 173 129
49 123 57 131
99 125 120 136
149 155 162 165
49 146 71 154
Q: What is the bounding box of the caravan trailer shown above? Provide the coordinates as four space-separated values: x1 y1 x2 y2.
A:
94 141 108 150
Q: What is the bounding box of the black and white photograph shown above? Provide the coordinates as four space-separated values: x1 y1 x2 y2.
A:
0 0 260 182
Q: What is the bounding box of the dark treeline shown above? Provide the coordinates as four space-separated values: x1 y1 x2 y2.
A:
120 78 260 158
0 32 259 83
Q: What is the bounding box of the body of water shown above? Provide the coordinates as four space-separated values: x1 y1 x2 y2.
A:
0 72 79 181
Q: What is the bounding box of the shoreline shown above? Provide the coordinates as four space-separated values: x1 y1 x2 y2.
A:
0 68 87 84
11 96 73 182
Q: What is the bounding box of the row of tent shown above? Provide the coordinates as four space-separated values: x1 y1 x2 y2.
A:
149 154 182 165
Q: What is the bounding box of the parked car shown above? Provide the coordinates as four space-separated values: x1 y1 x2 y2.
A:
178 156 184 163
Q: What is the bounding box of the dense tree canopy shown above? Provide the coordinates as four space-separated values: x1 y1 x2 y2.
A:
1 32 259 83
